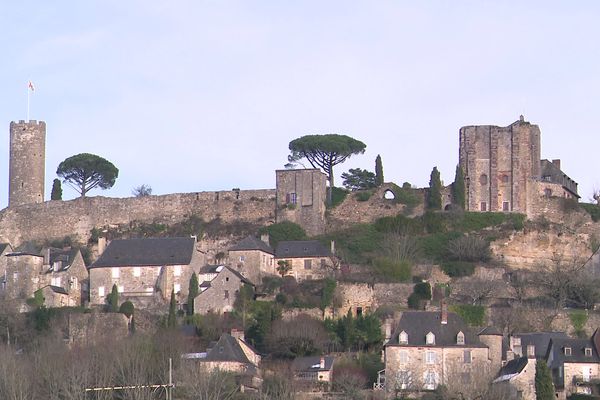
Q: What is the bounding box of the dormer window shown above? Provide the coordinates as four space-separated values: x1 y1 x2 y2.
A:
426 332 435 345
456 331 465 345
564 347 572 356
399 331 408 344
585 348 593 357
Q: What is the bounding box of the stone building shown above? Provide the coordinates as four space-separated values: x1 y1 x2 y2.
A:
9 120 46 207
193 265 252 314
291 356 335 385
228 235 275 284
493 356 537 400
276 169 327 236
379 307 502 397
274 240 334 281
89 237 204 308
458 117 578 215
1 245 87 310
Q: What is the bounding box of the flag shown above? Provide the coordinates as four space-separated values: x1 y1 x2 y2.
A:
28 81 35 92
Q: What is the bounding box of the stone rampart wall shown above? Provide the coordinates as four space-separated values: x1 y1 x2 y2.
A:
0 189 276 246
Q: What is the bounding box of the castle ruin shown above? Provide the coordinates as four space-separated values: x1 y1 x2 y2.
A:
9 120 46 207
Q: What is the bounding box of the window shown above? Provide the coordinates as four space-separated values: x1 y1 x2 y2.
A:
304 259 312 270
111 268 120 278
98 286 105 297
396 370 411 389
174 265 181 277
133 267 141 277
356 307 363 316
224 290 229 299
503 201 510 212
527 345 535 357
479 174 488 185
13 272 18 282
425 351 436 364
464 350 472 364
399 351 409 364
118 286 124 293
501 175 509 183
225 277 229 282
70 277 78 289
424 370 437 390
426 332 435 345
51 277 61 287
287 192 297 204
239 255 245 262
457 331 465 345
480 202 487 212
585 348 593 357
399 331 408 344
564 347 572 356
544 188 552 198
174 283 181 293
321 259 327 268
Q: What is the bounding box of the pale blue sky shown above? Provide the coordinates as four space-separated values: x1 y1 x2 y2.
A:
1 1 599 204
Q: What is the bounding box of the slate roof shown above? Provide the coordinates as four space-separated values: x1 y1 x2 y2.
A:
547 337 600 367
90 237 195 268
198 265 253 286
204 334 253 364
275 240 332 258
229 236 274 254
291 356 335 372
0 243 11 254
386 311 486 348
40 285 69 295
8 242 43 257
479 326 503 336
494 357 529 382
509 332 568 360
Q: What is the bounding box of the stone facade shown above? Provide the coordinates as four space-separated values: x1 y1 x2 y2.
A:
228 248 275 284
194 266 248 314
276 169 327 236
9 120 45 207
459 118 541 214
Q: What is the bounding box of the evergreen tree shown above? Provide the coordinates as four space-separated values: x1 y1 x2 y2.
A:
51 178 62 200
106 284 119 312
427 167 442 210
167 289 177 328
375 154 384 186
535 359 554 400
187 272 199 315
452 165 465 209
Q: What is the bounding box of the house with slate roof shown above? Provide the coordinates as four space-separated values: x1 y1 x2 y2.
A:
378 305 502 396
1 245 87 310
89 237 203 308
274 240 334 281
193 265 253 314
547 332 600 399
493 355 537 400
291 355 335 386
228 235 275 284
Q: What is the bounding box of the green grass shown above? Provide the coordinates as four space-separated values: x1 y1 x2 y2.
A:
450 304 485 326
581 203 600 222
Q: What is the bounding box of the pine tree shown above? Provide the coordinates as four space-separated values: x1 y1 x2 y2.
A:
375 154 384 186
535 359 554 400
167 289 177 328
427 167 442 210
107 284 119 312
51 179 62 200
452 165 465 209
187 272 199 316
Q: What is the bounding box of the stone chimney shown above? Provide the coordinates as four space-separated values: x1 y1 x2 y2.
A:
231 328 245 342
330 240 335 255
320 356 325 369
98 237 107 256
384 318 393 343
260 233 270 245
552 159 561 170
43 248 50 266
441 299 448 325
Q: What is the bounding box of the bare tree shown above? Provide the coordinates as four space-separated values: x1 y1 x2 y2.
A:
381 232 420 263
0 344 33 400
175 365 238 400
455 279 500 305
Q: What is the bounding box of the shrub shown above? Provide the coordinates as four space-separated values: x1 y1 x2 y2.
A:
581 203 600 222
374 213 424 235
450 304 485 326
390 184 421 211
413 282 432 300
419 231 462 261
569 310 588 337
407 293 424 310
446 235 490 262
441 261 475 277
355 190 373 202
330 187 349 208
119 301 135 318
373 257 411 282
259 221 307 247
423 211 447 234
26 289 45 308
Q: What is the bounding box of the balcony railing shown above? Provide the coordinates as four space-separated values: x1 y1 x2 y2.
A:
573 375 600 385
373 369 385 390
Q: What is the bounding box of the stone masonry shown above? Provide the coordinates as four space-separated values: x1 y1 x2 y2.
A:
9 120 45 207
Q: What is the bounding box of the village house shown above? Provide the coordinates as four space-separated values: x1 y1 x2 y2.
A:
89 237 204 309
291 355 335 386
1 245 87 310
494 356 537 400
378 306 502 397
227 235 275 284
274 240 334 281
193 265 253 314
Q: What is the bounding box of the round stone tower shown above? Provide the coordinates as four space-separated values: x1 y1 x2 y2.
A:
9 120 46 207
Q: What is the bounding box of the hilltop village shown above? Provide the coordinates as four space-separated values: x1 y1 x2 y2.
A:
1 117 600 400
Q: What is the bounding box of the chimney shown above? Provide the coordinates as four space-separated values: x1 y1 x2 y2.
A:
98 237 107 255
552 159 561 170
330 240 335 255
320 356 325 369
519 115 525 122
231 328 245 342
527 344 536 359
441 300 448 325
260 233 270 245
384 318 392 343
44 248 50 266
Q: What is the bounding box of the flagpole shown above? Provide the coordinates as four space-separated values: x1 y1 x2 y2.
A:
26 81 30 122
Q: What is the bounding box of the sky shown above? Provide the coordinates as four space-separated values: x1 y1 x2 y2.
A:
0 1 599 204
